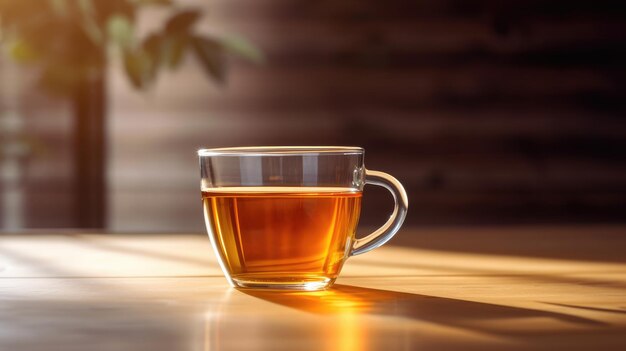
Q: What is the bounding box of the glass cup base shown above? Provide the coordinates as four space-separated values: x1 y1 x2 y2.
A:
231 275 336 291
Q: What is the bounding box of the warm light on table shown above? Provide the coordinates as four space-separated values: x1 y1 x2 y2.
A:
1 227 625 350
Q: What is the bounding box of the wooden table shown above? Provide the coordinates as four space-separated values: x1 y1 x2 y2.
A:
1 226 625 350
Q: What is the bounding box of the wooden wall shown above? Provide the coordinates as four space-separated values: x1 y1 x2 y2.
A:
4 0 626 231
0 58 74 229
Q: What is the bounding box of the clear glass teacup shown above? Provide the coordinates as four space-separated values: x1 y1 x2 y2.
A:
199 146 408 290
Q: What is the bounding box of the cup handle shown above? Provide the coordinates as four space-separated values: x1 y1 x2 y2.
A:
351 169 409 256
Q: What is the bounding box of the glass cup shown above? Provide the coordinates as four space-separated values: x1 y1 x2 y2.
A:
198 146 408 290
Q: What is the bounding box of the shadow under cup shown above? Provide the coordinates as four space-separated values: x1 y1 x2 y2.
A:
199 146 408 291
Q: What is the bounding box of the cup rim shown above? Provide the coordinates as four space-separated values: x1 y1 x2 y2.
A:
198 146 364 156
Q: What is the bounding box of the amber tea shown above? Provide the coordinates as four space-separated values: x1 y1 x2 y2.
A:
199 146 408 290
202 187 362 288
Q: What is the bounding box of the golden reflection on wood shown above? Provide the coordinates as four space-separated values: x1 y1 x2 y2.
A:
0 228 625 350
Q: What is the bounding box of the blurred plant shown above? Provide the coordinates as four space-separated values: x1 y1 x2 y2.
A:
0 0 263 228
0 0 263 93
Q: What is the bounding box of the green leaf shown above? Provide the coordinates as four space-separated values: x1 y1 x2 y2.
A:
123 49 155 89
165 10 201 34
191 36 225 83
8 40 39 63
162 34 190 69
142 32 189 70
219 33 264 64
143 32 163 57
107 14 134 49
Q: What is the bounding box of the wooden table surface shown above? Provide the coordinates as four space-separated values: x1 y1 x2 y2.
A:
1 226 625 350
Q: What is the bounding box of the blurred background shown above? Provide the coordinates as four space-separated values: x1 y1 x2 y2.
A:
1 0 625 233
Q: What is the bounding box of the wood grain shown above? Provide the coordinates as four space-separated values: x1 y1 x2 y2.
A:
1 227 625 350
